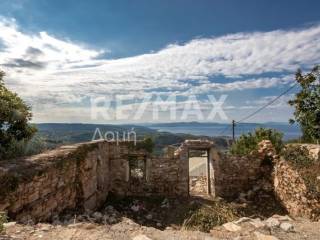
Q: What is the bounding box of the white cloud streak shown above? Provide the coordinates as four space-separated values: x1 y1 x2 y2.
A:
0 17 319 122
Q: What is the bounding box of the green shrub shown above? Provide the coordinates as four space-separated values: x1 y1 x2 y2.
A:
288 66 320 143
1 135 47 160
281 145 320 199
230 128 283 156
0 212 7 233
183 201 237 232
132 137 155 153
280 145 314 168
0 70 37 160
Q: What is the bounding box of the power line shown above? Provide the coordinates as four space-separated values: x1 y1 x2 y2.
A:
217 82 298 136
218 124 231 136
235 82 298 124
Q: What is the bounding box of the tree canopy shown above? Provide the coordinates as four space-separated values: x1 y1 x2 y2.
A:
289 66 320 142
0 70 37 159
230 127 283 156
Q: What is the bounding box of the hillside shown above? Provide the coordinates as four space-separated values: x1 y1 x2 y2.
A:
35 123 232 154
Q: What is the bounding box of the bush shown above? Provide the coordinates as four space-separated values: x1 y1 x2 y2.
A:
182 201 237 232
288 66 320 143
2 135 47 160
280 145 314 168
0 212 7 233
0 70 37 159
134 137 155 153
281 145 320 199
230 128 283 155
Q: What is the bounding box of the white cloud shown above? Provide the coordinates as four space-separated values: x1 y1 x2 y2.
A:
244 94 296 109
0 18 103 75
184 75 294 95
0 17 319 122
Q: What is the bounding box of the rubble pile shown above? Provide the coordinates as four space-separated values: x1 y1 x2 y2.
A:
189 176 207 196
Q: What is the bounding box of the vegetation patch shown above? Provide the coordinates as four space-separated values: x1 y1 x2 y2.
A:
0 212 8 233
281 145 320 200
182 200 238 232
0 174 19 200
104 195 238 233
230 128 283 156
129 137 155 153
0 70 38 160
288 66 320 143
281 145 314 168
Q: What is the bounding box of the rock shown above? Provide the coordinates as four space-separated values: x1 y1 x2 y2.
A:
280 222 294 232
92 212 103 222
63 219 75 225
234 217 251 224
156 222 162 227
83 223 96 230
38 224 52 232
223 222 242 232
67 223 84 228
76 215 86 222
3 222 16 228
20 216 35 225
233 237 241 240
108 216 117 224
52 220 62 226
105 205 114 211
249 218 265 228
131 205 140 212
247 190 254 198
278 215 293 222
132 234 153 240
161 198 170 208
145 214 153 220
265 217 280 228
239 192 246 199
253 185 261 192
254 231 279 240
85 209 93 215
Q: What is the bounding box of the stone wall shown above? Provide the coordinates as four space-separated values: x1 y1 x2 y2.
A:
175 140 216 196
174 139 273 199
273 144 320 219
214 153 272 198
0 140 189 222
110 156 188 197
3 138 316 223
0 141 110 222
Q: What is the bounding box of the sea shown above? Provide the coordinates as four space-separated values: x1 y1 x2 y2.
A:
149 122 301 141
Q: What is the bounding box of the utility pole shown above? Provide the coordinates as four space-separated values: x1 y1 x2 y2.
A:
232 120 236 142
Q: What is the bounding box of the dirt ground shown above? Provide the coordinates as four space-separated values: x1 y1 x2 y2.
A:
1 215 320 240
1 195 319 240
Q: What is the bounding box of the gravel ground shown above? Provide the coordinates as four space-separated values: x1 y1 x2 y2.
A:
1 215 320 240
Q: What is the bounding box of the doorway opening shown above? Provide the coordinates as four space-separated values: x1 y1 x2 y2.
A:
188 149 210 197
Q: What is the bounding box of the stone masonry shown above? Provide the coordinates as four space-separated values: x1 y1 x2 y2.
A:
2 139 317 223
273 144 320 219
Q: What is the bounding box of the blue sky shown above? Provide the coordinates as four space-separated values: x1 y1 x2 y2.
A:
0 0 320 123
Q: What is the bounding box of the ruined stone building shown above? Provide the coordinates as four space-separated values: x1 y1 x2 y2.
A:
0 139 319 222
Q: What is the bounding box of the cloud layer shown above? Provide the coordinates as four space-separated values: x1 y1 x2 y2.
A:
0 17 319 122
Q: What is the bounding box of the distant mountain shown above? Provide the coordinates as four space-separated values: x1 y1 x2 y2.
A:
35 123 232 154
147 121 301 140
147 121 226 127
36 123 157 146
34 121 300 154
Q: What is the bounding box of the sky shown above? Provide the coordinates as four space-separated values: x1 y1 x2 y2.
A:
0 0 319 123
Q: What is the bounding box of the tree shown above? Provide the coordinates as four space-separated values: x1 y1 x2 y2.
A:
289 66 320 142
230 128 283 155
0 70 37 159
